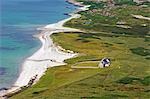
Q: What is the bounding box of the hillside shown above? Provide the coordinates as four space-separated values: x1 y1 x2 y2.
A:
11 0 150 99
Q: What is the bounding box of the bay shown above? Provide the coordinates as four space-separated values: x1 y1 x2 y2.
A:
0 0 77 88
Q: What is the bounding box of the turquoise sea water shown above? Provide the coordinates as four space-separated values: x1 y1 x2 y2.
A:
0 0 77 88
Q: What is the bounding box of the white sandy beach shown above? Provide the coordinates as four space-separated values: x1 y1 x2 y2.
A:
0 5 90 98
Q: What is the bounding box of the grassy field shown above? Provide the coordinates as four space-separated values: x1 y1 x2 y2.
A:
65 1 150 36
72 61 99 68
11 31 150 98
11 0 150 99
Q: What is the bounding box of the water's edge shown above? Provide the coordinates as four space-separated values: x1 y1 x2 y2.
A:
0 0 89 98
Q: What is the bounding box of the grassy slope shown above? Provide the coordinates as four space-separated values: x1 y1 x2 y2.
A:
11 0 150 99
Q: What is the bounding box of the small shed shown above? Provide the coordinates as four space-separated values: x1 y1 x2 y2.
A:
98 58 111 68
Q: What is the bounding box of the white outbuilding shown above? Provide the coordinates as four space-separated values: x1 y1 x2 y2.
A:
98 58 111 68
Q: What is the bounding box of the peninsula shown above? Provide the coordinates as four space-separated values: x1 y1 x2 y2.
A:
2 0 150 99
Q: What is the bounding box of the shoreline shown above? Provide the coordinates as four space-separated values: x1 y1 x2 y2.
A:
0 3 90 98
66 0 84 7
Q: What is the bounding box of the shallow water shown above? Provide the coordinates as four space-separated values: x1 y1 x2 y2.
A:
0 0 77 88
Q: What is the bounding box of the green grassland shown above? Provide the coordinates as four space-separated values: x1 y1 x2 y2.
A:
72 61 99 68
65 6 149 36
11 32 150 99
11 0 150 99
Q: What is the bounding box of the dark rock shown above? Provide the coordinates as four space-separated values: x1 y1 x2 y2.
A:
0 67 6 75
0 87 8 91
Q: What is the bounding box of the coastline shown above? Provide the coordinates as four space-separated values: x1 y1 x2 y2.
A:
66 0 84 7
0 2 90 98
